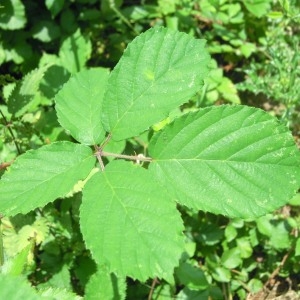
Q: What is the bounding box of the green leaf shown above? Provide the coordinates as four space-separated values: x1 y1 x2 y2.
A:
0 142 95 216
175 262 209 291
269 221 291 249
55 68 109 145
176 288 209 300
59 29 91 74
45 0 65 18
256 214 273 236
7 242 33 276
85 269 126 300
149 105 300 218
80 160 184 281
211 267 231 283
31 20 61 42
221 248 242 269
295 238 300 256
0 0 26 30
0 273 40 300
102 26 210 141
8 65 52 116
236 237 253 258
38 287 82 300
243 0 272 18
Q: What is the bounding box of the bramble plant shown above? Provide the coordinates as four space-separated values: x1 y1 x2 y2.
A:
0 27 300 298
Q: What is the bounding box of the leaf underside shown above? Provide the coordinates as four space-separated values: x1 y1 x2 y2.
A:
0 142 95 216
149 105 300 218
80 160 184 282
102 26 210 141
55 68 109 145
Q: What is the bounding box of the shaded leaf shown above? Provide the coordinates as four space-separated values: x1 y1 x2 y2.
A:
59 29 91 74
85 268 126 300
175 262 209 291
7 65 52 116
0 0 26 30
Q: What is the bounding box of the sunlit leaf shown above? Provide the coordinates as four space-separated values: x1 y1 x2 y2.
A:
149 105 300 218
55 68 109 145
102 26 210 141
0 142 95 216
80 160 184 281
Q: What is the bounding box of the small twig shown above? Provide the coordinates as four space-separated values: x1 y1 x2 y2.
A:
0 109 21 155
101 133 112 149
148 277 159 300
109 0 138 35
101 151 152 162
0 161 13 170
263 248 292 289
93 134 112 171
94 133 152 171
94 145 105 171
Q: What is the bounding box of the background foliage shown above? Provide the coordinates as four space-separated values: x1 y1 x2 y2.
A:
0 0 300 299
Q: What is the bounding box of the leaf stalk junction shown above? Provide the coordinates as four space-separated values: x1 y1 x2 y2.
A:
94 134 152 171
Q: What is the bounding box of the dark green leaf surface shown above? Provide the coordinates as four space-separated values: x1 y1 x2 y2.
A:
59 29 91 74
8 65 51 116
55 68 109 145
149 105 300 218
0 0 26 30
102 26 210 141
175 262 209 291
80 160 184 281
0 142 95 216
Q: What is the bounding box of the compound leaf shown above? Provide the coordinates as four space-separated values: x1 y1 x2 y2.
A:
80 160 184 282
102 26 210 141
0 142 95 216
55 68 109 145
149 105 300 218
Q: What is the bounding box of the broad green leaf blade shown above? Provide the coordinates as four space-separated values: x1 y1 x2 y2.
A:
85 269 126 300
55 68 109 145
0 142 95 216
149 105 300 218
102 26 210 141
0 273 40 300
80 160 184 282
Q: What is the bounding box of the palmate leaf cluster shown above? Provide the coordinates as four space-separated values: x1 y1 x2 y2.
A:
0 26 300 299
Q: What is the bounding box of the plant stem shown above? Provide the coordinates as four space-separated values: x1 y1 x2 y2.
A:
94 145 105 171
0 109 21 155
101 151 152 162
